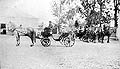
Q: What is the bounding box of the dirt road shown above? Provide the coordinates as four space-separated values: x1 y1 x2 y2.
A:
0 35 120 69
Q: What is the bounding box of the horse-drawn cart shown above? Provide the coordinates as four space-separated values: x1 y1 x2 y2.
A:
8 23 75 47
38 27 75 47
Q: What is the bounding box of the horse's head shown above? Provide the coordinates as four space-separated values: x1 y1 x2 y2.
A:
8 21 17 32
103 23 110 30
8 26 16 33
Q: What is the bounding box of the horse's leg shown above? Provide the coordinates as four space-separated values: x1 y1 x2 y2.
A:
107 35 110 43
98 34 100 42
16 32 20 46
30 31 36 47
101 35 104 43
97 32 101 43
30 37 34 47
33 31 36 43
86 36 89 43
97 36 99 42
94 38 96 43
29 33 35 47
93 35 96 43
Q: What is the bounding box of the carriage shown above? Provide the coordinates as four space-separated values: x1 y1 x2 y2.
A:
38 27 75 47
8 22 76 47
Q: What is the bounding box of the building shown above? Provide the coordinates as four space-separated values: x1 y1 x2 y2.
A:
0 23 6 34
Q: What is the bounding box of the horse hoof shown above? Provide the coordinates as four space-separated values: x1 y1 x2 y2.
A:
98 41 100 43
86 41 89 43
107 42 109 43
16 44 19 46
30 44 34 47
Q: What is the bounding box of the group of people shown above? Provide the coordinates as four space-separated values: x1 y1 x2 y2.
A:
73 21 112 43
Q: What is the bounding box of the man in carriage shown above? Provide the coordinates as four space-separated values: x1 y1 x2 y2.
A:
41 21 53 38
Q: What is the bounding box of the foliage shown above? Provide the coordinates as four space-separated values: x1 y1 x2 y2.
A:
51 0 115 27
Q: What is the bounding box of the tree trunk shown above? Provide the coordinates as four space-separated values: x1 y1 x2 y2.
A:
99 4 102 27
114 0 118 27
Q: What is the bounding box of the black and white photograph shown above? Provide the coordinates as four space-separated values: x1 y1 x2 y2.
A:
0 0 120 69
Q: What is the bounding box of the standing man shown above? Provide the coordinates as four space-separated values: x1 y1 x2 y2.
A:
48 21 53 29
48 21 53 34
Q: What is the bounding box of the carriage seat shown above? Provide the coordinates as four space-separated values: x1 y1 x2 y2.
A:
41 27 52 38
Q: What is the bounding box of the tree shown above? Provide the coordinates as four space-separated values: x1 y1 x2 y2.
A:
51 0 116 32
52 1 60 17
51 0 67 33
79 0 114 27
80 0 100 26
114 0 120 27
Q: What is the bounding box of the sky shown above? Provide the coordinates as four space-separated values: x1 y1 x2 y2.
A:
14 0 54 23
0 0 54 24
0 0 119 26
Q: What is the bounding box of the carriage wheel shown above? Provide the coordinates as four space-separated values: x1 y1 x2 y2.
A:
64 37 75 47
59 37 65 45
41 38 51 47
82 35 88 42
